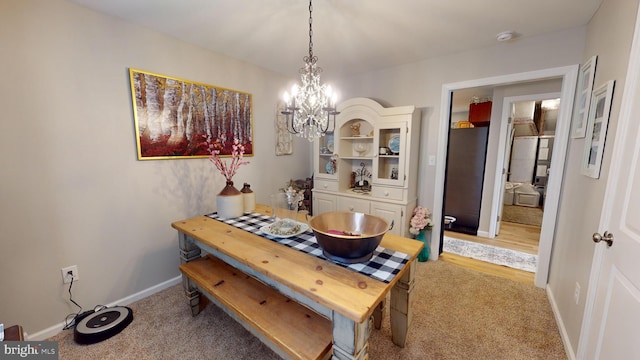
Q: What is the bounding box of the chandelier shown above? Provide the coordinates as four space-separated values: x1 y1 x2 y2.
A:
281 0 339 141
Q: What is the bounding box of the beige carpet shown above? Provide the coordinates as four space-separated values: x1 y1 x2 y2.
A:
502 205 543 227
48 260 566 359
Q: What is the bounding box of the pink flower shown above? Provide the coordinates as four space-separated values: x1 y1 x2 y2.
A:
409 206 433 235
204 136 249 182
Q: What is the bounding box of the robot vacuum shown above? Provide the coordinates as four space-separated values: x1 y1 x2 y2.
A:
74 306 133 345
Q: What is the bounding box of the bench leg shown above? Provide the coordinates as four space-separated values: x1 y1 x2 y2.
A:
390 260 416 347
331 312 371 360
183 277 203 316
179 233 203 316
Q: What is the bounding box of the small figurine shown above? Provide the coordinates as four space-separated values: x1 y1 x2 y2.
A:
350 122 361 136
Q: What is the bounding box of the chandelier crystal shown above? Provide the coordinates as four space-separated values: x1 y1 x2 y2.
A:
282 0 339 141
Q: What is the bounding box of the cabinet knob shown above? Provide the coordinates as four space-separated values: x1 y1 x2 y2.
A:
323 184 328 189
349 206 354 211
384 191 389 196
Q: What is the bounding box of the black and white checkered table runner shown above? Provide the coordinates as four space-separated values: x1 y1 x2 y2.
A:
206 212 410 283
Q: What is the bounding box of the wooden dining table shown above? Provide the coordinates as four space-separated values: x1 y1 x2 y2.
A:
172 204 423 360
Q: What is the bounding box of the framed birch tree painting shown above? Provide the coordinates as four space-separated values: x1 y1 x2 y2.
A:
129 68 254 160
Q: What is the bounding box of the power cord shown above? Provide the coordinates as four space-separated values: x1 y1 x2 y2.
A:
62 272 84 330
62 273 108 330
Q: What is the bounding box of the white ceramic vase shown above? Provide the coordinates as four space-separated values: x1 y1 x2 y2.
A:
216 181 244 219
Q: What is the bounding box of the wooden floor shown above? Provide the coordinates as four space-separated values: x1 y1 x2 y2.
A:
445 221 540 254
439 252 536 284
440 221 541 284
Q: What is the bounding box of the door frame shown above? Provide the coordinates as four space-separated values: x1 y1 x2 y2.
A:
432 65 579 288
490 92 561 238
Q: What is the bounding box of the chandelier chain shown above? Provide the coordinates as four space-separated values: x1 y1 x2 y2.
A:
280 0 339 141
308 0 314 59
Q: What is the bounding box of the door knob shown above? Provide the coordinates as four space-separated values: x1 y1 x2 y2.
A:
592 231 614 247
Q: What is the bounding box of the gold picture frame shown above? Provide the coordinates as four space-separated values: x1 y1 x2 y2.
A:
129 68 253 160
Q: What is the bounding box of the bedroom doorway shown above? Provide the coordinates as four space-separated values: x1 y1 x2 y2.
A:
442 93 560 275
493 94 561 237
433 65 579 288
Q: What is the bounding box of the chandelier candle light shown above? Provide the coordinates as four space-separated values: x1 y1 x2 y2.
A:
281 0 340 141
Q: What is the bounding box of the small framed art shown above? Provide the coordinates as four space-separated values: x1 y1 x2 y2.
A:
571 55 597 138
275 101 293 155
581 80 615 179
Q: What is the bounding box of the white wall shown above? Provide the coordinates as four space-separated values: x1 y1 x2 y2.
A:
335 26 586 215
548 0 640 354
0 0 311 335
337 0 638 356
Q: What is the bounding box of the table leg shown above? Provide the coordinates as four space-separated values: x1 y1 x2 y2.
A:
390 260 416 347
372 297 386 330
178 233 203 316
331 312 371 360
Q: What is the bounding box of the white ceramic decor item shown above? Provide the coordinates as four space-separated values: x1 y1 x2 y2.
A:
216 181 244 219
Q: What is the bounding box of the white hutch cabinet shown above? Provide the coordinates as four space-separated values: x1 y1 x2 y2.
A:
312 98 421 237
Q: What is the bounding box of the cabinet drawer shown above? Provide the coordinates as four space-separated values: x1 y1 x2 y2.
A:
371 186 404 201
337 197 370 213
314 179 338 192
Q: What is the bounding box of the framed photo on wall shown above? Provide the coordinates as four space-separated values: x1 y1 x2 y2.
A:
129 68 253 160
571 55 597 138
581 80 615 179
275 101 293 155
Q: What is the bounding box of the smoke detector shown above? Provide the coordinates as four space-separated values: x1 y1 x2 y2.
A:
496 31 515 42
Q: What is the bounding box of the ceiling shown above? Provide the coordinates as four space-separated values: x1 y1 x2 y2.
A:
69 0 602 79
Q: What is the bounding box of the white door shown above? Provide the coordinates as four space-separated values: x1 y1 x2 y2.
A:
370 202 403 236
496 115 515 235
491 93 559 238
580 8 640 358
313 193 336 215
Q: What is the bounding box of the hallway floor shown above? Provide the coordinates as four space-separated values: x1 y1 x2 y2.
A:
444 221 540 255
441 221 541 283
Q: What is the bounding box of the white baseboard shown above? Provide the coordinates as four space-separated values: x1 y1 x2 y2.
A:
29 276 182 341
546 285 576 360
476 230 490 238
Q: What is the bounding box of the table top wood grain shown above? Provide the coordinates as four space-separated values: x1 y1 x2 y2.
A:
172 204 423 323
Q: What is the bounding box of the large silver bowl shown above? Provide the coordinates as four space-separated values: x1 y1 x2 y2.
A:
308 211 393 264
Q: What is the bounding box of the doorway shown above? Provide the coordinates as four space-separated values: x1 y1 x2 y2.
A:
431 66 579 288
442 93 560 274
493 94 561 237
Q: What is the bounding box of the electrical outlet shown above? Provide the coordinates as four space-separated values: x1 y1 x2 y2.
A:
61 265 79 284
574 282 581 305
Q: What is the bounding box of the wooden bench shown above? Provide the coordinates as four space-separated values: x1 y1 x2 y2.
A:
179 255 333 360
